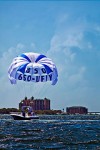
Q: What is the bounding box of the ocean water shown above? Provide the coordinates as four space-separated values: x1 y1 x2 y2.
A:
0 114 100 150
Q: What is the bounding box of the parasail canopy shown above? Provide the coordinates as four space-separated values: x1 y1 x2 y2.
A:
8 52 58 85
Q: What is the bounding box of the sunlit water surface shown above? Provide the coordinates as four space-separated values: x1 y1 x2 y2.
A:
0 114 100 150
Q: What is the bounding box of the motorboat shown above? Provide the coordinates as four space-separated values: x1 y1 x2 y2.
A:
10 113 39 120
10 106 39 120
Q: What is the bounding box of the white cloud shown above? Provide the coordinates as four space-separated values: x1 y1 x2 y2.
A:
47 30 84 78
68 66 86 85
45 13 100 111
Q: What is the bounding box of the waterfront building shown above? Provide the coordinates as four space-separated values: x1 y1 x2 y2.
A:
19 97 50 111
66 106 88 114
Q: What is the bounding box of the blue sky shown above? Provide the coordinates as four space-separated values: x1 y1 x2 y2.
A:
0 1 100 112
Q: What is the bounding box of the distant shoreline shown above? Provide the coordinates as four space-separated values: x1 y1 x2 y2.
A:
0 108 100 116
0 108 62 115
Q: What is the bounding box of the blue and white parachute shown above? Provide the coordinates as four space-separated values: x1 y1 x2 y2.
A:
8 52 58 85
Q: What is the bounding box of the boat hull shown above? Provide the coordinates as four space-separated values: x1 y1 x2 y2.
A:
10 114 39 120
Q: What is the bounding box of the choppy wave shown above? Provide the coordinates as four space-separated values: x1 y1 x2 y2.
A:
0 114 100 150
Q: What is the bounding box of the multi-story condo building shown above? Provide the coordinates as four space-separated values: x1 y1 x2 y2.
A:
19 97 50 111
66 106 88 114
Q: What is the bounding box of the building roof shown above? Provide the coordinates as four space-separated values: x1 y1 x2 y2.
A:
67 106 87 109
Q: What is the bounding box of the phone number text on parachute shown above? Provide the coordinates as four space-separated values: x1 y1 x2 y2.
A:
16 73 53 83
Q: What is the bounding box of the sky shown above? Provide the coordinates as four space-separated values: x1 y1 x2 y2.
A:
0 1 100 112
